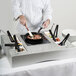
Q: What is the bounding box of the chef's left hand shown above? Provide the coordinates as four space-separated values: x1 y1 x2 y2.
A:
42 19 50 28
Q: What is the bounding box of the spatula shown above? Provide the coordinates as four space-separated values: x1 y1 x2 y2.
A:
24 24 34 38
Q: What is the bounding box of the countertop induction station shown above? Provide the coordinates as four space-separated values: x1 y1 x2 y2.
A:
21 34 50 46
1 31 76 67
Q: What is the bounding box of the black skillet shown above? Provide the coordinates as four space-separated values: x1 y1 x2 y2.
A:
25 32 43 44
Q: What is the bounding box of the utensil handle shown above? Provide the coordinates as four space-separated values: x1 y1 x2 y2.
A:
13 35 20 52
25 25 29 31
5 44 15 46
24 24 33 37
38 27 43 33
28 31 33 37
54 25 59 38
0 45 2 50
7 31 14 42
49 30 56 41
59 33 70 46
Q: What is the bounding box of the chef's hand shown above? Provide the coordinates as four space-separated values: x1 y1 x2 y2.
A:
42 19 50 28
19 15 26 26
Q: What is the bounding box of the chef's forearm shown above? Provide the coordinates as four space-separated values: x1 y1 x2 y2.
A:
18 15 24 19
18 15 26 25
14 15 24 21
42 19 50 28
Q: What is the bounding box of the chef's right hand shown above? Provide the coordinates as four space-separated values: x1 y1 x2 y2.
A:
19 15 26 26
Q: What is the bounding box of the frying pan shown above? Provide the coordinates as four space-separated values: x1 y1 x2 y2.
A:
25 32 43 44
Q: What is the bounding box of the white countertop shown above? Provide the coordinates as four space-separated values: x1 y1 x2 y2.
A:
1 55 76 76
1 34 76 76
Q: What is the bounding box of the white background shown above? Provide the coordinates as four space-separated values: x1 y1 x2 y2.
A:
0 0 76 34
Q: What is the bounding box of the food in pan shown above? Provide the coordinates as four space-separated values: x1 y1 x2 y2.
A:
27 34 42 40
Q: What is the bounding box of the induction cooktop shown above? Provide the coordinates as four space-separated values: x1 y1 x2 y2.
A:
20 34 50 46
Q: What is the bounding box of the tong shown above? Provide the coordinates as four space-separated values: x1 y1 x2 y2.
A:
5 35 24 52
13 35 21 52
5 35 20 52
49 30 56 41
7 31 14 42
49 25 59 41
59 33 70 46
54 25 59 38
5 44 15 46
0 45 2 50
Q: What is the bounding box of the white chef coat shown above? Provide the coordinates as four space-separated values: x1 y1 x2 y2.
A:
12 0 52 34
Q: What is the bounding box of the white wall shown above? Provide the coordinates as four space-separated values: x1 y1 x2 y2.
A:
0 0 76 34
0 0 17 34
52 0 76 31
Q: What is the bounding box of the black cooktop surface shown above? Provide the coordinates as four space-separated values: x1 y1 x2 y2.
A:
21 34 50 46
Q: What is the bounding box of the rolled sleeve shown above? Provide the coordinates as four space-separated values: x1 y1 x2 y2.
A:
11 0 22 20
43 0 53 22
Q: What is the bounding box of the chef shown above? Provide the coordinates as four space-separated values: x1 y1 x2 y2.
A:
12 0 52 34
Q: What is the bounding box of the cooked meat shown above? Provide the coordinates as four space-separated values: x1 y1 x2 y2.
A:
27 34 41 40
